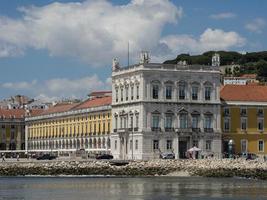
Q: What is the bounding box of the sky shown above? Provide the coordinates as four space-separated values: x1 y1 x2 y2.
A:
0 0 266 102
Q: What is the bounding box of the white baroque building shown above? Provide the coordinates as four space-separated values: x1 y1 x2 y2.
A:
111 53 222 160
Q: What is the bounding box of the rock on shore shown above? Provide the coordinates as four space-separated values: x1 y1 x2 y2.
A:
0 159 267 180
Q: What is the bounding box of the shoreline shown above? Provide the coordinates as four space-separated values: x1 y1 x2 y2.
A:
0 159 266 180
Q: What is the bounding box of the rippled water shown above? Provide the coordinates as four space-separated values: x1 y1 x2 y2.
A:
0 176 267 200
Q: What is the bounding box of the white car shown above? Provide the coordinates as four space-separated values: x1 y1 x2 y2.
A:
160 152 175 159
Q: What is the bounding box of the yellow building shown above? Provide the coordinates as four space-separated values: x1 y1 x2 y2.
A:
221 85 267 156
25 92 112 156
0 109 26 151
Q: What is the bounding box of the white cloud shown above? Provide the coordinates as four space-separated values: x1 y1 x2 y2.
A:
0 75 110 101
1 80 37 89
210 12 236 20
245 18 266 33
0 0 182 65
160 28 246 56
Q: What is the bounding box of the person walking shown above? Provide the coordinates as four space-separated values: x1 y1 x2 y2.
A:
2 153 5 162
16 154 20 161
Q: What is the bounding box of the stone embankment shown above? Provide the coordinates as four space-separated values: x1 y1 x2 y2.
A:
0 159 267 179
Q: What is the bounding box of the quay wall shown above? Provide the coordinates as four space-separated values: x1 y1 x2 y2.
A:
0 159 266 180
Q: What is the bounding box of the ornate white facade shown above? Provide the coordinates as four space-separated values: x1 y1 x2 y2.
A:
111 57 222 160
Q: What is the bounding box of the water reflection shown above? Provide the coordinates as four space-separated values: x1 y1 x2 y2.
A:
0 177 266 200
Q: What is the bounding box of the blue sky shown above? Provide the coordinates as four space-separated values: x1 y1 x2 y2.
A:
0 0 266 101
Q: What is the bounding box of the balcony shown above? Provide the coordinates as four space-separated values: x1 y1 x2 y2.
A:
151 127 161 131
204 128 213 133
165 127 174 132
118 128 129 133
192 128 201 133
175 128 192 133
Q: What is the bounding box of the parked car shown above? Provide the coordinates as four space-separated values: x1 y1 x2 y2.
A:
237 153 258 160
36 154 57 160
160 152 175 159
96 154 113 160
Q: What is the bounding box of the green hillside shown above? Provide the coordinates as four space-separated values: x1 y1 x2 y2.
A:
164 51 267 80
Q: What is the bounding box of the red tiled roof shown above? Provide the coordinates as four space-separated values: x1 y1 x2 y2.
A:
89 91 111 96
40 103 79 115
239 74 257 79
220 85 267 102
0 109 25 119
29 109 45 117
74 96 111 110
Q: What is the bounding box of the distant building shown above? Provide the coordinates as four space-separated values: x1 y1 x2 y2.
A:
111 52 222 160
212 53 220 67
223 74 258 85
25 92 112 156
221 85 267 156
0 109 26 151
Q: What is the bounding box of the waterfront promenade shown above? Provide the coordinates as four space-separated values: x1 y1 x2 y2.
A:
0 158 267 180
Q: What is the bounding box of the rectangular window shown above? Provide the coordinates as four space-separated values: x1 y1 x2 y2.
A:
11 125 15 129
206 140 211 150
166 140 172 150
258 108 264 116
204 116 212 129
166 86 172 99
136 85 139 99
135 140 138 150
130 140 132 150
224 108 230 116
131 86 134 100
192 86 198 100
192 115 199 128
11 131 15 140
179 85 185 100
115 140 117 150
115 89 118 102
258 118 264 131
152 85 159 99
224 118 230 131
205 87 211 100
240 108 247 116
153 140 159 150
130 116 133 129
241 140 247 152
180 114 187 129
152 115 160 128
1 125 5 129
121 88 124 101
126 87 129 101
120 117 123 128
135 115 139 128
258 140 264 152
241 118 247 131
115 117 118 129
165 115 172 129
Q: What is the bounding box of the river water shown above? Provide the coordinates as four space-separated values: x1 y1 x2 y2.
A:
0 176 266 200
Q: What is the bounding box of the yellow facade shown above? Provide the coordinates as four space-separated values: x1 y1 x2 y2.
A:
0 109 25 151
222 106 267 155
26 97 112 154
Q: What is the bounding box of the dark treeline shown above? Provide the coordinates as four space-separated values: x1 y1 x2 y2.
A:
164 51 267 80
